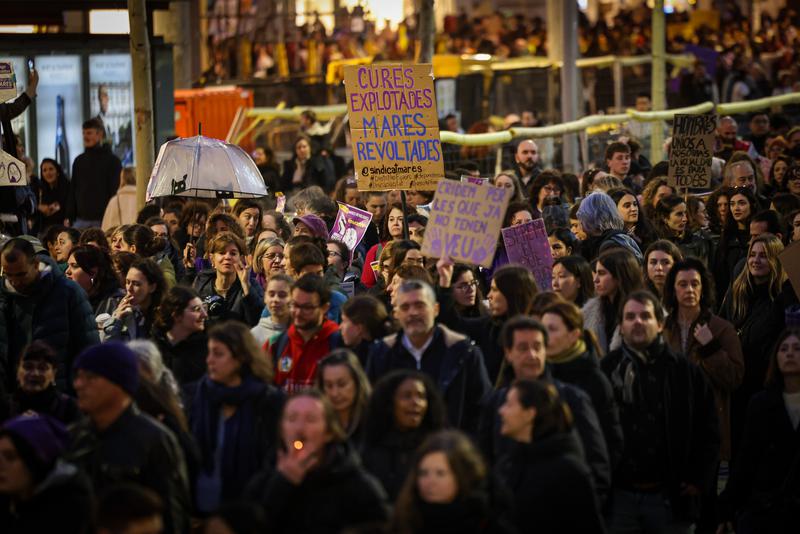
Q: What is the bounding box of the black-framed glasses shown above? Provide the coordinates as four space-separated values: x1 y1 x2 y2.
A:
289 301 319 312
453 280 479 291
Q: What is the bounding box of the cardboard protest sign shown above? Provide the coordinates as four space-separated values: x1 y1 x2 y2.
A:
501 219 554 291
460 175 488 185
0 148 27 186
0 61 16 104
421 179 510 268
668 114 716 190
329 202 373 259
779 240 800 300
344 64 444 191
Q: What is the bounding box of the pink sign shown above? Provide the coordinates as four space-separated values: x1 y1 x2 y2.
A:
501 218 554 291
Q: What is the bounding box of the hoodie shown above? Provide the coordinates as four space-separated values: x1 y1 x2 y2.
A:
267 319 340 393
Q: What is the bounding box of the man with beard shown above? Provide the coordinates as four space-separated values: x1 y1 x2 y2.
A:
266 274 340 393
513 139 541 192
601 290 719 532
366 279 491 434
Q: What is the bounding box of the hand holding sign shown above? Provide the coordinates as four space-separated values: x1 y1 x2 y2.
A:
421 179 510 268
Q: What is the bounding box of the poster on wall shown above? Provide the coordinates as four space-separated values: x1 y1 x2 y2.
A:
3 57 30 163
35 55 83 177
89 54 134 166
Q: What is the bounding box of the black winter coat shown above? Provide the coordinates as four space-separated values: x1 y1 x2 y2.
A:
403 480 518 534
193 268 264 327
360 427 430 500
245 441 390 534
437 285 505 384
601 339 720 517
0 461 93 534
155 330 209 387
718 387 800 532
65 143 122 222
280 155 334 194
366 325 492 434
479 377 611 500
0 263 100 393
549 347 625 469
495 432 605 534
67 404 191 534
720 281 796 406
1 385 81 425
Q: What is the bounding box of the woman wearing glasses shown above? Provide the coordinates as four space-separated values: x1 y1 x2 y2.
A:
153 285 210 388
451 264 488 318
252 237 286 289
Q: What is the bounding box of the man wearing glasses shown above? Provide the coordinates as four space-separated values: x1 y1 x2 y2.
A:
267 274 341 393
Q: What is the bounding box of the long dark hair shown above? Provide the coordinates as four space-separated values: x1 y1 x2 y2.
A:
663 257 715 320
128 258 167 319
341 294 393 340
492 264 539 317
393 430 489 534
207 321 272 382
69 245 120 301
511 379 573 441
39 158 67 186
653 194 688 240
363 370 446 446
154 285 202 333
451 264 488 316
765 327 800 390
596 248 644 314
123 224 167 257
553 255 594 306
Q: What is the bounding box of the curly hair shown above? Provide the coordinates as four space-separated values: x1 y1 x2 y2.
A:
362 370 446 446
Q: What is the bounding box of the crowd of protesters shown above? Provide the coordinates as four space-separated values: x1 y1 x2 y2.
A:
2 7 800 533
206 2 800 106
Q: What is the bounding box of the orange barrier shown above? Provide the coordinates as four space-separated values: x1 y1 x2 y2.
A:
174 86 254 139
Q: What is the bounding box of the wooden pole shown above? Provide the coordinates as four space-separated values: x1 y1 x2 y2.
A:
129 0 155 210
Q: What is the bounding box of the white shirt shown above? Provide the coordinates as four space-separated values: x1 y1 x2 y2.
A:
401 332 435 369
784 391 800 430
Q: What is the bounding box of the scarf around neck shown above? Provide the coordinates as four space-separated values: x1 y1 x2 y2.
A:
191 374 267 494
548 339 586 365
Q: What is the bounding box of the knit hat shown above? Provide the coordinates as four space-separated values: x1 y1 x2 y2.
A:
2 414 70 468
294 214 329 239
74 342 140 395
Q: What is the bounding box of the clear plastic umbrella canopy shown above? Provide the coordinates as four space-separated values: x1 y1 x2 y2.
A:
146 135 268 201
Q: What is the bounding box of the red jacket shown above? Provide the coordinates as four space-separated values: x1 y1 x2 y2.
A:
266 319 340 393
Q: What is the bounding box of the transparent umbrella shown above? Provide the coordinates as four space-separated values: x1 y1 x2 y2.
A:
146 135 268 201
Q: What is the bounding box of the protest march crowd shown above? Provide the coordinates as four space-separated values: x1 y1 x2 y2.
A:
2 6 800 534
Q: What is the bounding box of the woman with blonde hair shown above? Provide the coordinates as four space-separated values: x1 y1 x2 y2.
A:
720 233 797 455
315 349 372 442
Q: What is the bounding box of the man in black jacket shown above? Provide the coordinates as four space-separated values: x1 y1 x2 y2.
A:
65 118 121 229
601 290 719 532
478 316 611 502
366 279 491 434
67 342 191 534
0 238 99 393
